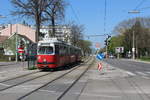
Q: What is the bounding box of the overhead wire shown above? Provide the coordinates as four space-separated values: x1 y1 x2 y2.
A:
134 0 147 10
69 2 81 24
104 0 107 34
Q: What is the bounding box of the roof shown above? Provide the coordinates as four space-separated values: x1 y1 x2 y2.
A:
0 36 8 43
18 34 34 43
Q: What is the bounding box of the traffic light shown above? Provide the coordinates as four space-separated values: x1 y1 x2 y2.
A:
104 35 111 46
104 39 108 45
107 35 111 39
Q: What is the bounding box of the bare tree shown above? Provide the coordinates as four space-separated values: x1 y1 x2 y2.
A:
70 24 84 46
44 0 67 37
11 0 53 42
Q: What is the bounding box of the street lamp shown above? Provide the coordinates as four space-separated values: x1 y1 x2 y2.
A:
128 10 140 59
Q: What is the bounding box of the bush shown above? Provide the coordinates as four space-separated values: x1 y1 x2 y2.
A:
140 56 150 62
0 54 16 61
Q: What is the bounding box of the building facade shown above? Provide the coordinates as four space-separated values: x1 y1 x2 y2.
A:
40 25 72 43
0 24 36 42
0 24 36 56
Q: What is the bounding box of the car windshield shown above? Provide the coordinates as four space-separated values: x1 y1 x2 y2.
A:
38 46 53 54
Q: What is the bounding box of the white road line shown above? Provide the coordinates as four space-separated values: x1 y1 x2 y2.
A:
136 71 147 76
125 71 136 76
142 76 149 79
146 72 150 74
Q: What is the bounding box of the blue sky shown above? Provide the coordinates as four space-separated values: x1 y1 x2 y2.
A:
0 0 150 48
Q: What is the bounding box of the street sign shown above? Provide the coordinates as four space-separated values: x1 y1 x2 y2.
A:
96 53 104 60
98 63 103 71
95 42 100 48
18 47 25 53
115 47 124 53
132 48 135 52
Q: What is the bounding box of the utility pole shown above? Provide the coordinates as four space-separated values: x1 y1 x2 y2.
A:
128 10 140 59
132 31 135 59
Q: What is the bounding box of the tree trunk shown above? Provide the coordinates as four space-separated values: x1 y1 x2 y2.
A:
52 15 55 37
35 13 41 42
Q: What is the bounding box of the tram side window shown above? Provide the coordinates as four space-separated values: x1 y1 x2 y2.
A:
61 46 65 56
64 46 67 56
38 46 53 54
68 47 70 55
55 45 59 54
59 45 62 56
71 48 74 55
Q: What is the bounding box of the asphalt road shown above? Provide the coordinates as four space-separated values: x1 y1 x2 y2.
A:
103 59 150 78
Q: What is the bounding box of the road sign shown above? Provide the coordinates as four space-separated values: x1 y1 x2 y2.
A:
95 43 100 48
18 47 25 53
98 63 103 71
115 47 124 53
132 48 135 52
96 53 104 60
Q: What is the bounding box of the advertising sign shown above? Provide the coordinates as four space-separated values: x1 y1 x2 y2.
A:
115 47 124 53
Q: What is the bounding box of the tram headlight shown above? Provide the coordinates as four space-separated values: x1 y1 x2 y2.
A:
43 59 46 62
37 56 41 60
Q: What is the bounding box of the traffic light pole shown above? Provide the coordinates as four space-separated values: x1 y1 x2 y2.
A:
105 35 111 58
106 41 108 58
85 34 111 58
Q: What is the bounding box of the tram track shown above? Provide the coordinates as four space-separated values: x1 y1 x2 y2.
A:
125 77 150 100
57 58 95 100
0 71 40 83
17 57 93 100
0 71 52 91
0 57 91 100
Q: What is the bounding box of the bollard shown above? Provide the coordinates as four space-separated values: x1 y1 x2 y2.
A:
98 63 103 71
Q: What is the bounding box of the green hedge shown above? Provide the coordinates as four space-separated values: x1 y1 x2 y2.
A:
140 56 150 62
0 54 16 61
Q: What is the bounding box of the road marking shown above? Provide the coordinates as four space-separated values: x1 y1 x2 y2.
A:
136 71 147 76
125 71 136 76
146 72 150 74
135 71 150 79
142 76 149 79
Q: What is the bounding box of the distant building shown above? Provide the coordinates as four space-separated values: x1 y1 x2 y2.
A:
40 25 72 43
0 24 35 55
0 24 36 42
0 24 72 55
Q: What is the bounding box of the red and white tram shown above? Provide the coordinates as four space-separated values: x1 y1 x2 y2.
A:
37 38 82 70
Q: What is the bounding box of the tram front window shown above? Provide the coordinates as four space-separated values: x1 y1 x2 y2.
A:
38 46 53 54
